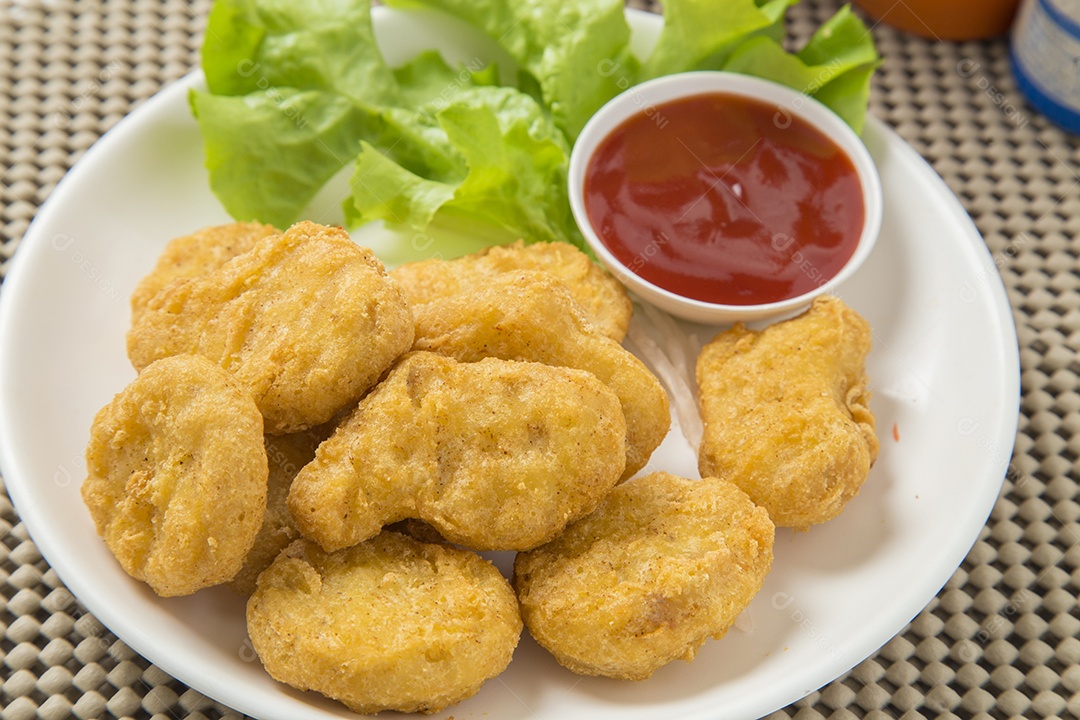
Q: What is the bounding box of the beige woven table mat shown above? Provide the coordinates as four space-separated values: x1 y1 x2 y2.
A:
0 0 1072 718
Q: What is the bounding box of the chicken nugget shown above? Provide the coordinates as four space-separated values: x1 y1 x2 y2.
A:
229 426 329 596
247 534 521 714
288 352 626 552
81 354 268 597
514 472 774 680
412 270 669 480
130 221 279 324
697 295 878 530
390 239 632 341
127 221 414 434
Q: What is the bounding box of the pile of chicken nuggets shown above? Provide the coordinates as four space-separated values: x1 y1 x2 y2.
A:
80 220 878 714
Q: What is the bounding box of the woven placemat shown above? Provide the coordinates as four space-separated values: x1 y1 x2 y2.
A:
1 1 1074 718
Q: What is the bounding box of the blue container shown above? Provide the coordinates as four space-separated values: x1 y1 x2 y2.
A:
1011 0 1080 134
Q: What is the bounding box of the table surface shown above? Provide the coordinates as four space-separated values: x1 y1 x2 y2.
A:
1 1 1076 719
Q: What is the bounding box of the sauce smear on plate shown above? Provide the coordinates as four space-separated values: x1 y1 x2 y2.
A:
583 92 865 305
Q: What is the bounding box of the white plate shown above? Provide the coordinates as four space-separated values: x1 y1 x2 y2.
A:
0 7 1019 720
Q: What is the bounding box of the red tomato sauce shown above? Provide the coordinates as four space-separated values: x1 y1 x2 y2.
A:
583 92 865 306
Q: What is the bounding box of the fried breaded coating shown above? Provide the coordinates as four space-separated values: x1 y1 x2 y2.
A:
130 222 279 324
387 518 450 545
412 271 669 480
514 472 774 680
697 295 878 530
390 239 632 341
81 354 268 597
288 352 626 552
127 221 414 434
247 534 521 715
229 427 328 596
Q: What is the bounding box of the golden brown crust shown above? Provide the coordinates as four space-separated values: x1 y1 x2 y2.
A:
412 270 669 480
514 472 774 680
696 295 878 529
246 534 521 714
288 352 627 552
127 221 414 434
390 239 632 341
130 222 279 325
81 354 268 596
228 426 330 596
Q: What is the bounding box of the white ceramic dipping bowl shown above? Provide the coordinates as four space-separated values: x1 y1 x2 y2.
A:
569 71 883 324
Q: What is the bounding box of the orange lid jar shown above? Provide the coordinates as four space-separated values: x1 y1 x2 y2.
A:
852 0 1022 40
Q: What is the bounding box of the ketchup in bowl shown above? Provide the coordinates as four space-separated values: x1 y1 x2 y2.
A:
583 92 865 307
568 72 882 324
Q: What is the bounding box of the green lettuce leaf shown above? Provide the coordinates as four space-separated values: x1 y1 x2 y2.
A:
201 0 399 103
385 0 636 141
643 0 797 78
720 5 881 131
194 0 401 227
194 1 503 230
797 4 879 69
347 87 580 246
347 145 459 229
190 89 378 228
391 50 498 110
